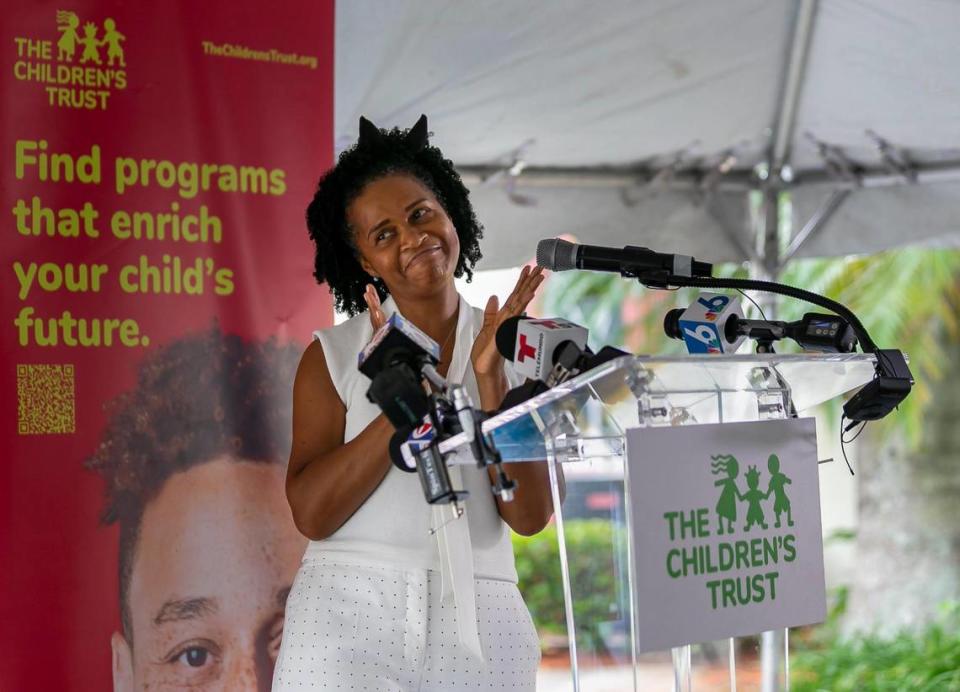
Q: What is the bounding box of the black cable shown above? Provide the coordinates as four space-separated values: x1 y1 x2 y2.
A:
839 413 867 476
736 288 769 321
647 274 878 353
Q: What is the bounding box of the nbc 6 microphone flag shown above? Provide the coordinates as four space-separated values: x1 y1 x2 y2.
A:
677 293 745 354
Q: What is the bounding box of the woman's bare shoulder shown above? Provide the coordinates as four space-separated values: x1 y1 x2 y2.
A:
293 339 339 407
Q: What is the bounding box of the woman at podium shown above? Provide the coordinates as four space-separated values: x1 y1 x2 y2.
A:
274 115 553 690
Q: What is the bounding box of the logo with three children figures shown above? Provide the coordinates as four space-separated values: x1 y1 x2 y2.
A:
55 10 126 66
12 10 128 110
710 453 793 535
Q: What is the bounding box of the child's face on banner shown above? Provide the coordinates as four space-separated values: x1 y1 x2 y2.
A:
111 457 306 691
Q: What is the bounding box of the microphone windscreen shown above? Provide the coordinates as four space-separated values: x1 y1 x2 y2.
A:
495 315 527 361
536 238 578 271
663 308 685 340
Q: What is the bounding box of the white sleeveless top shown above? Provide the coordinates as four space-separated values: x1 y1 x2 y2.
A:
304 294 519 584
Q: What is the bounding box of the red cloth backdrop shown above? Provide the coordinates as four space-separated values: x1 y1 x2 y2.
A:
2 2 333 689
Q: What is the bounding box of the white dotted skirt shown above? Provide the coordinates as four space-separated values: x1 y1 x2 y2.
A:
272 557 541 691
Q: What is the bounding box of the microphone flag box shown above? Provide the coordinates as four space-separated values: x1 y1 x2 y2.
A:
359 313 441 378
399 420 437 471
514 318 589 381
678 294 745 354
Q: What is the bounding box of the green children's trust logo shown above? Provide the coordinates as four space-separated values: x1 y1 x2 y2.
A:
661 452 799 611
711 453 793 533
13 10 128 110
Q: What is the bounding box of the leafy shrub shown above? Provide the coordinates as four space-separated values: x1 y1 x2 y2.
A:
791 603 960 691
512 519 625 652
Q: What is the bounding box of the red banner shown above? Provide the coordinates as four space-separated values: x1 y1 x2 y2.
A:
2 2 333 689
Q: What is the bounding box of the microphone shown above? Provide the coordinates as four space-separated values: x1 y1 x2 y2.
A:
662 293 746 354
536 238 713 279
786 314 858 353
358 313 440 379
389 420 468 505
494 315 589 382
495 316 629 411
495 315 580 410
389 421 437 472
723 313 857 353
665 300 859 354
359 313 441 428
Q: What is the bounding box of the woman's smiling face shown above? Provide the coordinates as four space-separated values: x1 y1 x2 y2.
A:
347 174 460 298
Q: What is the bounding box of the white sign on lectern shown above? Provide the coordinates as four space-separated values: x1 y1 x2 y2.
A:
627 418 826 653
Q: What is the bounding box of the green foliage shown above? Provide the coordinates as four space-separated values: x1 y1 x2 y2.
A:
825 527 857 545
776 248 960 446
512 519 623 651
790 602 960 691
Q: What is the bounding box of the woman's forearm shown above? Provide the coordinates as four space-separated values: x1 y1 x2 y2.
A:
488 461 558 536
287 414 395 541
476 368 560 536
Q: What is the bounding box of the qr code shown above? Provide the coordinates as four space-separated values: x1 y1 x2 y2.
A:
17 364 76 435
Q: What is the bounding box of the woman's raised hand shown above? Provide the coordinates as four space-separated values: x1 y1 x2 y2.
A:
470 264 545 379
364 283 387 332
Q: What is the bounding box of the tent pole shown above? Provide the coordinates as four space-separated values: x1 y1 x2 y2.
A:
762 185 781 281
771 0 819 174
749 184 782 320
755 9 818 680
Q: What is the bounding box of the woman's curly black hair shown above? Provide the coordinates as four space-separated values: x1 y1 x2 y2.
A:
306 116 483 316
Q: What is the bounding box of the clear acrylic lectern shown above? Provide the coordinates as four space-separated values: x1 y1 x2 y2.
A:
439 353 879 691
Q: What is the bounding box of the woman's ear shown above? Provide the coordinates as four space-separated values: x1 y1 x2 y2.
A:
354 249 375 277
359 261 377 279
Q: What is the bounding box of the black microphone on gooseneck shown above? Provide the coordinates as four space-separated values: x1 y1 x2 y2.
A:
536 238 713 279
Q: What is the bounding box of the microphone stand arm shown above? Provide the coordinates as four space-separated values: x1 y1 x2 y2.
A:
453 387 517 503
419 363 517 503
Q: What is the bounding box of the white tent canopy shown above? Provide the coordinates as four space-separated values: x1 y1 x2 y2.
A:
335 0 960 271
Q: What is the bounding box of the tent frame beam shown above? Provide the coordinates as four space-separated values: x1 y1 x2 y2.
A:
783 189 851 263
458 160 960 192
